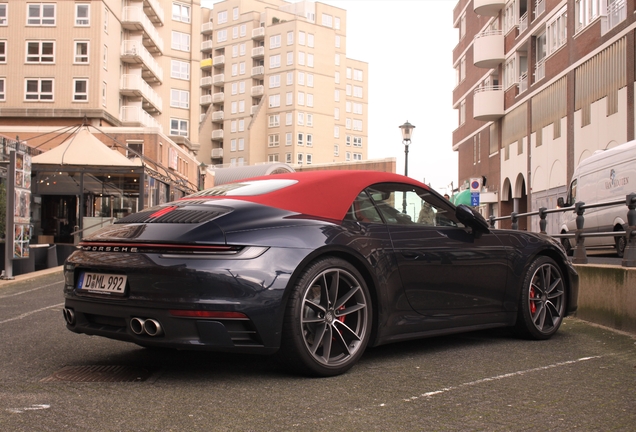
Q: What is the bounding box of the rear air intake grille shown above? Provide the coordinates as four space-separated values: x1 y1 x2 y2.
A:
116 208 228 224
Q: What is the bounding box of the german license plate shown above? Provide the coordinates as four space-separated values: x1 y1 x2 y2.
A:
77 272 127 295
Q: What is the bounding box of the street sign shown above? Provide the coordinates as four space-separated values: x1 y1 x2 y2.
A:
471 192 480 206
470 178 481 192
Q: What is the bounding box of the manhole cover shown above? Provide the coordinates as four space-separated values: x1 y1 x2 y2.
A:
41 365 151 382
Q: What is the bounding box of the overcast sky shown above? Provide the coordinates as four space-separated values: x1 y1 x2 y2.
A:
202 0 459 194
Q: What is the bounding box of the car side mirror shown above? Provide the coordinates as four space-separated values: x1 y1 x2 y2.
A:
455 204 490 238
557 197 565 208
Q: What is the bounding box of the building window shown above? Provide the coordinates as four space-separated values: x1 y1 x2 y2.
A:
0 41 6 63
334 126 340 138
26 41 54 63
459 99 466 125
218 10 228 24
0 4 7 26
74 41 89 63
334 107 340 120
459 12 466 39
240 24 246 37
231 139 237 151
335 35 340 48
127 142 143 159
170 89 189 108
286 112 292 125
231 101 237 114
307 53 314 68
172 32 190 52
546 6 567 56
353 119 362 131
25 78 53 101
307 114 313 126
269 74 280 88
353 69 363 81
239 100 245 113
101 81 106 106
269 114 280 127
298 91 304 106
286 72 293 85
297 112 304 126
239 81 245 93
286 153 292 163
171 60 190 79
307 94 313 107
353 137 362 147
239 61 245 75
308 34 314 48
269 94 280 108
27 3 55 26
298 72 305 86
287 31 294 45
172 3 191 23
297 153 303 165
605 0 626 33
269 54 281 69
299 31 306 45
268 154 279 162
238 119 244 132
238 138 244 151
353 153 362 161
75 4 89 26
306 154 313 164
103 6 108 33
307 74 314 87
286 92 292 105
321 13 333 27
268 134 280 147
73 78 88 101
306 134 313 147
298 52 305 66
0 78 6 100
353 86 363 98
346 135 351 146
287 51 293 66
103 45 107 69
270 34 281 49
297 132 304 146
345 152 351 161
286 132 292 146
217 29 227 42
170 119 188 136
334 144 339 156
504 57 517 89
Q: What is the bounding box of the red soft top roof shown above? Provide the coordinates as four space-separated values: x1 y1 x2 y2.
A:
188 170 429 221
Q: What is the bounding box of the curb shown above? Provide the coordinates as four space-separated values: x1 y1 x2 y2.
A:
0 265 64 288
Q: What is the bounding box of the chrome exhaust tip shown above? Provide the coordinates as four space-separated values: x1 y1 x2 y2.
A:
62 308 75 325
143 319 163 337
130 317 145 335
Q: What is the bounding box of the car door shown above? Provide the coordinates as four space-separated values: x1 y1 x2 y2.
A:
367 183 509 324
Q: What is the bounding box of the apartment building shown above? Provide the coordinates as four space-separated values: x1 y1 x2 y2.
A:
198 0 368 168
452 0 635 231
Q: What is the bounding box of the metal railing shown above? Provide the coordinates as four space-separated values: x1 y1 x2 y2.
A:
487 193 636 267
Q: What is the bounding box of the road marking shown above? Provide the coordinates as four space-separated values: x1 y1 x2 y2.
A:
401 356 603 402
7 404 51 414
0 303 64 325
0 281 64 299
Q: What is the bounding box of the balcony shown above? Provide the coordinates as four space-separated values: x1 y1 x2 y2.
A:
473 86 504 121
212 130 224 140
518 72 528 94
535 58 546 82
120 106 162 131
250 105 260 115
519 12 528 33
120 74 163 113
212 92 225 103
213 55 225 67
121 40 163 84
201 21 213 34
200 94 212 105
251 46 265 58
143 0 164 25
201 58 213 69
473 30 504 69
212 111 224 123
252 27 265 39
251 85 264 97
122 6 164 54
200 76 213 87
201 40 213 51
213 74 225 85
252 65 264 77
212 148 224 158
473 0 505 16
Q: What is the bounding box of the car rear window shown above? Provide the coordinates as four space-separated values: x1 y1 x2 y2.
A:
189 179 298 197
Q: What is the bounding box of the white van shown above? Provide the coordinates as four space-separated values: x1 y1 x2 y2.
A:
558 140 636 257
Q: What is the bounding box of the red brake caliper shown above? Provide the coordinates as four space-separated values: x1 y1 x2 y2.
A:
529 287 537 314
337 306 346 323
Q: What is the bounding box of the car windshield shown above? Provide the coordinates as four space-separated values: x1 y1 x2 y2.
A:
189 179 298 197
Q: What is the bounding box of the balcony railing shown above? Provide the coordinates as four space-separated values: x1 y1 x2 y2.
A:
120 74 163 112
473 85 504 121
251 105 260 115
201 40 213 51
213 74 225 85
534 0 545 19
535 58 546 82
473 30 504 69
120 106 162 131
518 72 528 93
252 27 265 39
213 55 225 66
201 21 213 34
473 0 505 16
251 46 265 58
212 148 224 158
121 40 163 83
121 6 164 54
200 76 213 87
212 92 225 103
212 130 224 140
605 0 627 33
212 111 224 122
252 66 264 77
200 94 212 105
251 85 264 97
143 0 165 25
519 12 528 33
201 58 213 69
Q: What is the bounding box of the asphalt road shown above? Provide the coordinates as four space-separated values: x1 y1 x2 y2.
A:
0 271 634 431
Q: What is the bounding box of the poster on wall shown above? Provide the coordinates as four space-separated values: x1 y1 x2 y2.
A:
12 152 32 258
13 224 32 259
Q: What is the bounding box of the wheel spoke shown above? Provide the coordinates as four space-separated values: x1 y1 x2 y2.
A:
320 325 333 361
335 303 365 318
309 323 328 355
532 302 546 329
334 320 362 344
334 284 360 310
327 270 339 307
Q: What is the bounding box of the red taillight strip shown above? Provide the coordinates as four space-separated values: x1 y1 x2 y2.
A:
79 242 235 252
149 205 178 219
169 310 248 319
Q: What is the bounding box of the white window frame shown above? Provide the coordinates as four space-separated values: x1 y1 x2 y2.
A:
321 13 333 27
546 6 567 56
172 3 191 23
170 89 189 109
269 74 281 88
269 94 280 108
0 78 5 101
217 29 227 43
72 78 88 102
74 41 89 64
171 60 190 80
286 112 293 126
75 3 90 26
308 34 314 48
26 41 55 63
269 114 280 127
268 134 280 147
238 138 244 151
0 4 7 26
286 132 292 145
218 10 228 24
27 3 56 26
269 54 281 69
287 31 294 45
170 118 188 137
231 139 237 152
172 31 191 52
270 34 281 49
25 78 54 101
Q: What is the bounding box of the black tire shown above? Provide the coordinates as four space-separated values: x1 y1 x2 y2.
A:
514 256 566 340
615 232 626 258
279 257 372 377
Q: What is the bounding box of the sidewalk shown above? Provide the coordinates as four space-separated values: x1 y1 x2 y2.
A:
0 265 64 288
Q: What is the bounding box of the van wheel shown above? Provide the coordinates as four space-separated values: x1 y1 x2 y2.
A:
615 233 626 258
561 236 573 256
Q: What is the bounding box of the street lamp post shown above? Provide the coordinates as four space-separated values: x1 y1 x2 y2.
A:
399 121 415 213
